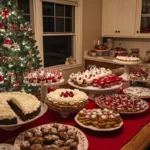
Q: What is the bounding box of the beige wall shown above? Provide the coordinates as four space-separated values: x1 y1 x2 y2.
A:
82 0 102 51
63 0 102 84
113 38 150 58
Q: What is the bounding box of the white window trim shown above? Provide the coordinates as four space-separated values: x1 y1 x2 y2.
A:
33 0 83 69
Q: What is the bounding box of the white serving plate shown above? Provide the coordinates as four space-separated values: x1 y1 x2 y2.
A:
75 115 123 131
0 102 48 130
95 99 149 114
24 79 64 86
123 87 150 99
14 123 89 150
113 59 142 65
0 144 16 150
94 48 110 52
68 79 122 91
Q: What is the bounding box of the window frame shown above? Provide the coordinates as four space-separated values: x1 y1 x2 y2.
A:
33 0 83 69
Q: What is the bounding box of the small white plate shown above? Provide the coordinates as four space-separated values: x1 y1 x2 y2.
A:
0 144 16 150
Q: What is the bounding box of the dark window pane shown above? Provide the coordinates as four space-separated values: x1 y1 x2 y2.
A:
43 36 72 67
65 18 72 32
65 5 72 17
42 2 54 16
56 18 64 32
56 4 64 16
17 0 30 14
43 17 54 32
23 15 30 22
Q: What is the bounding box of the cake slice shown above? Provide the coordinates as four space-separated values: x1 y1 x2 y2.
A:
0 100 17 125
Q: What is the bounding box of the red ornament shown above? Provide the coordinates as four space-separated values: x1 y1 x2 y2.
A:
0 22 5 32
20 24 24 32
28 27 32 31
3 38 12 48
29 34 33 38
1 9 9 19
12 25 18 31
0 74 4 83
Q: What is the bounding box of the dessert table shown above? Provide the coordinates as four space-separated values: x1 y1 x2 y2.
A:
0 98 150 150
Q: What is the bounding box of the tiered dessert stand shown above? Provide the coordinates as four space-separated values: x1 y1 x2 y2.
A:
94 48 110 56
113 59 142 81
25 79 64 102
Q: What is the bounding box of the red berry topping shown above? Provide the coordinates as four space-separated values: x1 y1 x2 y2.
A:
93 78 98 83
60 91 74 98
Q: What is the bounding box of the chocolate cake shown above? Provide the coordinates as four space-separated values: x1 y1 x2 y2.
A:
0 92 41 125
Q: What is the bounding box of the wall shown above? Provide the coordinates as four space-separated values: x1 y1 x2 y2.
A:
82 0 102 51
113 38 150 58
61 0 102 84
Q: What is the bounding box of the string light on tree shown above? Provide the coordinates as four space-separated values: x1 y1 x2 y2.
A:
0 0 42 91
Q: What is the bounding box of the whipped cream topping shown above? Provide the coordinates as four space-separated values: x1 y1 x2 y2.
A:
125 87 150 98
116 56 140 61
69 66 112 84
0 92 41 120
46 88 88 105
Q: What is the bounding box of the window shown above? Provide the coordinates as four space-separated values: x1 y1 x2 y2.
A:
42 2 75 66
31 0 82 68
17 0 34 29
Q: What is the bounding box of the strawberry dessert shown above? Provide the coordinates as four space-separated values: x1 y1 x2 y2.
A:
46 89 88 109
24 68 63 84
69 66 122 88
95 94 148 113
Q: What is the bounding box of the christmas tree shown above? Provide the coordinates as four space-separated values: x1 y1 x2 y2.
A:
0 0 42 92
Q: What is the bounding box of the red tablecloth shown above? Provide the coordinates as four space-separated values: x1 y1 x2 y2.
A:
0 100 150 150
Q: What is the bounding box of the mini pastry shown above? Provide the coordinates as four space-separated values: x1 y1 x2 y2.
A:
76 108 122 129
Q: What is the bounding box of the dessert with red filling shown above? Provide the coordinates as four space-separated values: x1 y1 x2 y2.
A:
69 66 122 89
130 68 150 81
95 94 149 113
24 68 63 84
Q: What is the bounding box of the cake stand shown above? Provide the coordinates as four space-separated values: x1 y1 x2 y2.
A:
68 79 122 99
113 60 142 81
94 48 110 56
24 79 64 102
0 102 48 131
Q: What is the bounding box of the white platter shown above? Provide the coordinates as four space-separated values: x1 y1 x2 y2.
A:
0 144 16 150
24 79 64 86
68 79 122 91
95 99 149 114
0 102 48 130
123 87 150 99
75 115 123 131
14 123 89 150
94 48 110 52
113 59 142 65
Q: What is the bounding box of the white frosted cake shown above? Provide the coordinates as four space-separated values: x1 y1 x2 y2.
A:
116 56 140 62
0 92 41 125
46 89 88 108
